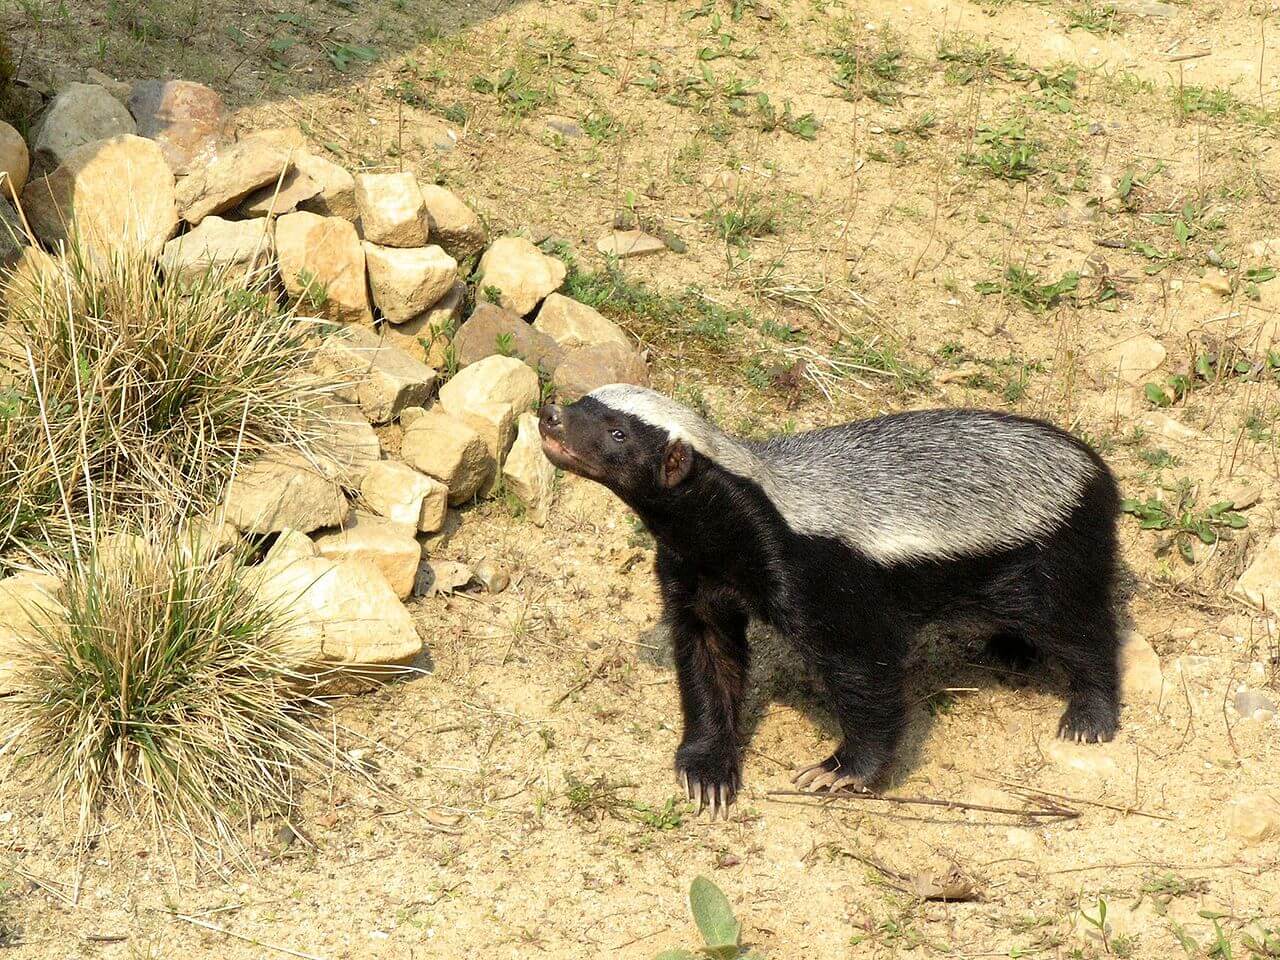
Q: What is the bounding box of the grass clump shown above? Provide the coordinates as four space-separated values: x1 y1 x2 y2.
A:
0 533 357 859
0 250 321 572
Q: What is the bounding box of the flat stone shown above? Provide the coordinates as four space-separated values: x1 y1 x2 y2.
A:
20 134 178 266
1218 480 1262 511
596 229 666 259
222 448 350 535
355 172 429 248
295 152 358 221
453 301 564 375
418 559 473 597
1118 631 1164 705
311 401 382 488
380 281 464 363
238 167 321 217
32 83 136 173
439 354 540 415
1234 532 1280 611
275 211 372 325
474 236 567 316
160 215 273 287
253 556 422 666
543 115 584 138
1097 334 1166 385
313 513 421 600
419 184 486 260
262 528 319 570
360 460 448 533
363 242 458 323
0 574 65 694
534 293 630 351
400 408 493 505
176 138 291 225
127 79 228 175
0 120 30 196
1139 411 1204 443
1200 268 1233 297
314 325 437 424
502 412 555 526
553 341 649 401
1226 794 1280 844
1233 688 1277 718
1045 739 1119 778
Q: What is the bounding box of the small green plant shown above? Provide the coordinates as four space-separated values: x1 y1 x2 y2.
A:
1068 1 1121 34
970 118 1038 180
495 331 516 357
481 283 505 305
704 193 779 246
1243 924 1280 958
326 42 377 72
471 62 554 117
582 110 622 142
654 876 763 959
937 33 1030 85
1081 897 1110 953
827 31 906 103
754 94 819 140
975 266 1079 312
1121 482 1248 562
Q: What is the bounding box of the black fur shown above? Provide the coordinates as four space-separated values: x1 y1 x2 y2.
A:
539 397 1122 812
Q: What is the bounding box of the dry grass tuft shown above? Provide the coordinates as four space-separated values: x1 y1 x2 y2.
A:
0 246 324 571
0 530 360 862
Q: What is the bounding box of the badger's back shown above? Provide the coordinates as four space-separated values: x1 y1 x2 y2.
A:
749 409 1113 565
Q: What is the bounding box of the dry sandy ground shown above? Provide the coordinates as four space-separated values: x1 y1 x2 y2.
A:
3 0 1280 956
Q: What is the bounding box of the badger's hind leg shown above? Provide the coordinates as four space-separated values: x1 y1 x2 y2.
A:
1051 602 1121 743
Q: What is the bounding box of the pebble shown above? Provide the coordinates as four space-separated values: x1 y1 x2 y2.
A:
474 560 510 594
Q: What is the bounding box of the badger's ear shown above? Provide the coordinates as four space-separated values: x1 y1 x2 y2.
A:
660 439 693 488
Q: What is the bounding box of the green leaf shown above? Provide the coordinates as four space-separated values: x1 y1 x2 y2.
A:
1144 382 1172 407
974 281 1002 295
1173 218 1191 244
1223 513 1249 529
654 952 699 960
1178 536 1195 563
1195 354 1213 379
689 876 740 951
1246 266 1277 283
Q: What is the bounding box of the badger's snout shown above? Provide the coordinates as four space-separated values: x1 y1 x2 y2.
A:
538 403 563 435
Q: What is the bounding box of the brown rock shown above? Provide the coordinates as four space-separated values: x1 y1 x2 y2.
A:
176 138 291 225
294 152 358 220
0 195 25 265
380 281 464 362
275 211 372 325
355 172 429 247
533 292 630 350
238 168 321 218
553 342 649 400
0 121 29 197
363 242 458 323
127 79 228 175
453 301 564 374
20 135 178 265
313 513 421 601
419 184 486 259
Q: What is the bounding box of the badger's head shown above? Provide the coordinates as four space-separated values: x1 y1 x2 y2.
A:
538 384 700 502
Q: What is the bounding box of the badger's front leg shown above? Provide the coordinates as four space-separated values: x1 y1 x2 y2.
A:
658 554 749 820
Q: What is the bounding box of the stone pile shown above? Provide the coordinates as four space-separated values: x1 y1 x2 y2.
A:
0 74 652 686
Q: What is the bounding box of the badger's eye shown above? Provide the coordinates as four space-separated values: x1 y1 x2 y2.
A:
610 429 626 443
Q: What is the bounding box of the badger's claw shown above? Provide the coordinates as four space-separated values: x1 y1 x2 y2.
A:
675 750 739 821
793 758 869 794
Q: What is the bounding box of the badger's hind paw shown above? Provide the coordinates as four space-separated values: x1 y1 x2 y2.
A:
792 758 870 794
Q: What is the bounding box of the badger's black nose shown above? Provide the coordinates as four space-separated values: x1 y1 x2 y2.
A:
539 403 563 432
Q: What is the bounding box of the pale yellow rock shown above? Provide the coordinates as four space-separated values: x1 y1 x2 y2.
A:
355 172 429 247
438 354 540 416
1118 631 1164 705
1096 334 1166 385
363 242 458 323
275 211 373 325
474 236 566 316
533 292 630 350
1234 532 1280 611
360 460 449 533
313 513 421 600
400 408 493 505
222 449 350 535
0 574 64 694
502 412 555 526
313 325 437 424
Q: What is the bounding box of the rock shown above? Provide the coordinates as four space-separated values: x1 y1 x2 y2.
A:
160 215 273 286
0 121 29 196
127 79 228 175
418 559 473 597
1118 632 1164 704
1234 533 1280 610
400 409 493 505
32 83 136 173
180 515 241 557
439 354 540 416
703 169 741 194
1218 480 1262 511
1234 689 1278 719
1139 411 1204 443
596 229 666 259
1112 0 1176 15
0 195 25 265
1045 738 1118 778
295 152 359 220
253 556 422 666
176 138 291 225
473 559 510 594
314 325 437 424
360 460 449 533
474 236 566 316
1097 334 1166 385
363 242 458 323
1199 268 1233 297
0 574 65 694
354 172 429 248
275 211 373 325
312 401 381 488
453 302 564 374
458 401 517 490
553 342 650 400
502 412 555 525
222 449 350 535
380 281 464 362
262 528 318 569
20 135 178 265
239 168 321 217
1247 238 1280 261
533 293 630 351
313 513 421 600
84 69 132 102
419 184 486 260
1226 795 1280 844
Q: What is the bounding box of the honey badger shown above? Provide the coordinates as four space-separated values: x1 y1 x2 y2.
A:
539 384 1123 819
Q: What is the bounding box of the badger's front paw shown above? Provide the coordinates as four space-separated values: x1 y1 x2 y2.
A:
675 741 740 820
